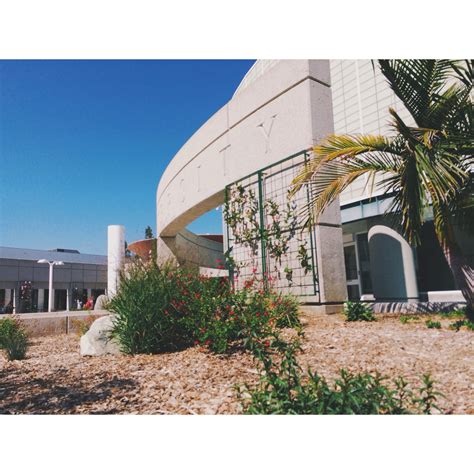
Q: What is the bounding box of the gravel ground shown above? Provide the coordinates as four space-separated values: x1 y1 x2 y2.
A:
1 313 473 414
298 313 474 414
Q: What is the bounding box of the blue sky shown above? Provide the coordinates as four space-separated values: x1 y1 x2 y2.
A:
0 60 255 254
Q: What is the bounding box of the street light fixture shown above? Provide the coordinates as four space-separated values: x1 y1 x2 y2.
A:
37 259 64 312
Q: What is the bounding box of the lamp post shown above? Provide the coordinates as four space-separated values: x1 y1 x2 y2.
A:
37 259 64 312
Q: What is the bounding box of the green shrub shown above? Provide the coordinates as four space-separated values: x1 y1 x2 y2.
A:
0 317 29 361
449 319 474 331
399 314 419 324
239 337 442 414
108 261 301 355
440 306 467 319
343 301 375 322
426 320 441 329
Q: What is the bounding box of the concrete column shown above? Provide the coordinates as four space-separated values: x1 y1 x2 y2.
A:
50 289 55 311
313 203 348 307
38 289 45 312
108 224 125 298
368 225 419 301
66 288 70 312
13 287 18 314
5 289 12 305
48 263 54 312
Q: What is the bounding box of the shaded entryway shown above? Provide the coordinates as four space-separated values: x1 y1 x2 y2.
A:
368 225 418 301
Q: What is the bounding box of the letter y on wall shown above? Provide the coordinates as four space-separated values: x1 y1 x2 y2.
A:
257 114 277 153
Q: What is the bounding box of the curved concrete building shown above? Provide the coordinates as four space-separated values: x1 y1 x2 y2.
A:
156 60 347 309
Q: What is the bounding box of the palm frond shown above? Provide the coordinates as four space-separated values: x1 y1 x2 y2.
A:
427 83 473 132
448 60 474 88
432 203 455 247
294 152 399 227
386 150 427 246
388 107 469 204
313 134 397 161
290 134 399 197
378 60 454 127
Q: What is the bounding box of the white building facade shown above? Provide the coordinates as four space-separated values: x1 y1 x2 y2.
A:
330 59 472 303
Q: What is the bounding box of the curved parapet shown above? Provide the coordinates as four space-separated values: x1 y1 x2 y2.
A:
158 228 223 269
130 233 223 269
156 60 347 308
156 60 336 239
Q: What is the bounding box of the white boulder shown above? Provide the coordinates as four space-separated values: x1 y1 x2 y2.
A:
80 315 121 356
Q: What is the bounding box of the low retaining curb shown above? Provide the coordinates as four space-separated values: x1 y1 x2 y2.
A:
0 310 111 337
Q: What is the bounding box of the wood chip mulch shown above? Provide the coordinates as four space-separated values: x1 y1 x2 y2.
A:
1 313 473 414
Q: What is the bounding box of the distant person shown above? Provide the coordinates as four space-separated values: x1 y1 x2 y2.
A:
84 296 94 310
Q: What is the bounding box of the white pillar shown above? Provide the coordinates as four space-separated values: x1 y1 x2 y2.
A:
50 289 55 311
12 288 16 314
48 263 54 312
38 289 45 312
66 288 70 312
5 289 12 304
108 225 125 298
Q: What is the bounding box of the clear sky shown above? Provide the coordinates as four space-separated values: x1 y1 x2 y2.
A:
0 60 255 254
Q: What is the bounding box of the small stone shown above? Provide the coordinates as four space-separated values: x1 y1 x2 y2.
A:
80 315 121 356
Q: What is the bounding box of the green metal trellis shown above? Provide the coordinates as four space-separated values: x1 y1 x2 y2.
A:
224 149 320 299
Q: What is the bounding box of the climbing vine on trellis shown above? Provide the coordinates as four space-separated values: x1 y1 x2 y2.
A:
224 182 313 285
223 150 319 297
297 241 312 275
223 184 261 275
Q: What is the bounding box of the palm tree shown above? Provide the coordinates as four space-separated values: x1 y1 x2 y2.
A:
291 60 473 315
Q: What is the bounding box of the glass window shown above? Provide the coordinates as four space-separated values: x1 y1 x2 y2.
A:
344 245 358 280
347 284 360 301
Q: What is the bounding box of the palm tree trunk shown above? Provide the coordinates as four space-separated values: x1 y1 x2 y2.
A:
439 239 474 319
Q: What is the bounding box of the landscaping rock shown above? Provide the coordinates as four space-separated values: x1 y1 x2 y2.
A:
94 294 109 311
80 315 121 356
